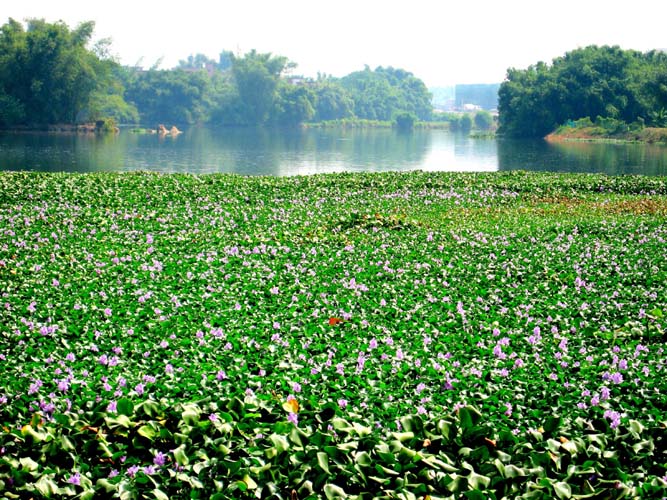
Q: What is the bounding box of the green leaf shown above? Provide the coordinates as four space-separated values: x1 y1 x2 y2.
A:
173 445 190 466
137 424 157 440
628 419 644 434
355 451 372 467
181 405 201 425
317 452 331 474
242 474 257 490
19 456 39 472
544 416 562 434
116 398 134 416
105 414 132 429
324 483 347 499
390 431 415 442
553 481 572 499
468 471 490 489
269 433 289 453
152 489 169 500
34 476 59 496
458 406 482 430
399 414 424 434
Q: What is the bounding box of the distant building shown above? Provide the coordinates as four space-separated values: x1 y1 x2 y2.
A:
455 83 500 111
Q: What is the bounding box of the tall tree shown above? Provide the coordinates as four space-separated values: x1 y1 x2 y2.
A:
231 50 293 125
0 18 120 125
498 45 667 137
312 80 354 121
340 66 432 121
123 67 212 125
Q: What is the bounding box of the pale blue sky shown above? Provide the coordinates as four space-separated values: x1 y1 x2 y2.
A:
4 0 665 86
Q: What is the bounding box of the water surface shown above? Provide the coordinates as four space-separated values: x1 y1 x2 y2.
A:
1 127 666 176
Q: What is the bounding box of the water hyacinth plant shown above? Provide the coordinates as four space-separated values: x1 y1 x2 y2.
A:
0 170 666 499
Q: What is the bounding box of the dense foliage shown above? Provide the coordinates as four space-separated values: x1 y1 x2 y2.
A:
1 171 666 499
498 45 667 138
0 18 433 128
340 67 433 122
0 18 131 127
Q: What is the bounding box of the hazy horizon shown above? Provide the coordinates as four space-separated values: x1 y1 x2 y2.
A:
4 0 666 87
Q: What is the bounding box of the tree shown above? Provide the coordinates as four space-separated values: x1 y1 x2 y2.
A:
394 112 416 131
231 50 293 125
0 18 130 126
458 113 473 133
273 83 315 126
340 66 432 121
312 81 354 121
123 67 212 125
474 110 493 130
177 53 217 71
497 45 667 137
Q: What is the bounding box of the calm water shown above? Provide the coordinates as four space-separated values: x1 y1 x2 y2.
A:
1 127 667 176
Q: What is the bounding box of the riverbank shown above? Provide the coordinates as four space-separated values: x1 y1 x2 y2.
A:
1 171 666 498
304 118 450 130
546 125 667 144
0 120 119 134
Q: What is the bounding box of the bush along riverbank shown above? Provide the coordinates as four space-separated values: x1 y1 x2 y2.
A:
1 171 666 499
547 117 667 144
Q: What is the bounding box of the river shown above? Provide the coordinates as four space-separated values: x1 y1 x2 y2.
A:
1 127 666 176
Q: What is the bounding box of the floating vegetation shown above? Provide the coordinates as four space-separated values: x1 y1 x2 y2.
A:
0 170 666 498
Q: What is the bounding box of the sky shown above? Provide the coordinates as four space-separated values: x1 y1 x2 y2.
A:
3 0 666 87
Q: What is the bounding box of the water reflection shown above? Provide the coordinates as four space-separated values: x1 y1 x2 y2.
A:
497 138 667 176
1 128 666 176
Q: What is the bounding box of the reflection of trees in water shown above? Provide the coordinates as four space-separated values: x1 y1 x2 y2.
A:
497 138 667 176
181 127 432 175
452 133 497 160
0 133 117 173
4 129 666 175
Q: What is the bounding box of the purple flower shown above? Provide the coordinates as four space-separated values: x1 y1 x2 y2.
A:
143 465 157 475
107 401 117 413
103 308 112 317
153 451 167 466
600 386 611 400
135 383 145 396
338 398 348 408
126 465 140 478
108 469 119 478
288 412 298 426
66 472 81 485
603 409 621 429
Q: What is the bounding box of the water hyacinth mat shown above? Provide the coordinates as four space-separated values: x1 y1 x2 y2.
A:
0 170 666 499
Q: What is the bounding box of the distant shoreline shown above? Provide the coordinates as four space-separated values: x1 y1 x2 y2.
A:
546 126 667 145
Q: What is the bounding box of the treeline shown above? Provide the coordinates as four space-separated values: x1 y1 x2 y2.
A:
498 45 667 137
0 18 432 128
